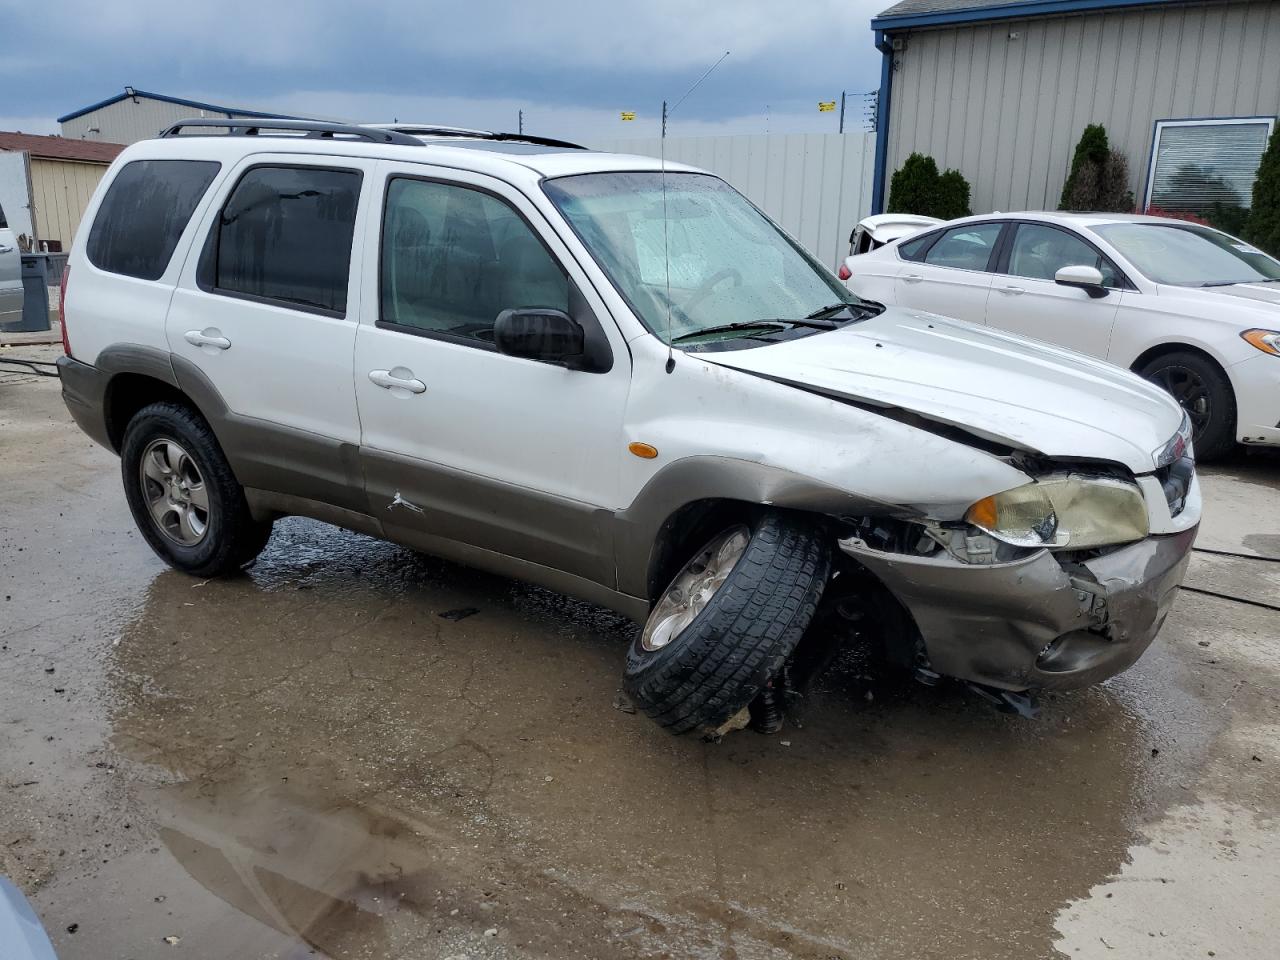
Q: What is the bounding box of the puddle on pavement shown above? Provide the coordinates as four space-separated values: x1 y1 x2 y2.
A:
90 516 1236 959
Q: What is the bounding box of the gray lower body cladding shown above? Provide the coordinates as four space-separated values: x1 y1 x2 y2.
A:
839 527 1198 691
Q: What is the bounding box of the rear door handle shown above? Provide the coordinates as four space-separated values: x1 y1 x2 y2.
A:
0 245 13 254
369 368 427 395
998 285 1025 296
901 273 924 284
184 328 231 351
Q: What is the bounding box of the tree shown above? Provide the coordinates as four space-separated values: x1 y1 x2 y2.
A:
935 169 973 220
1059 124 1133 212
887 153 972 219
1243 126 1280 256
887 153 939 217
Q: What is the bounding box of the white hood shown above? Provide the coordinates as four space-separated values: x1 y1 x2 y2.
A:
1162 281 1280 311
700 309 1184 474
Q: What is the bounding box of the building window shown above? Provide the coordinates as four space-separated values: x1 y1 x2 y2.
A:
1145 118 1276 231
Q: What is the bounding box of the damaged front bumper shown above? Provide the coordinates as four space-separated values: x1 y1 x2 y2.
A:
838 526 1198 692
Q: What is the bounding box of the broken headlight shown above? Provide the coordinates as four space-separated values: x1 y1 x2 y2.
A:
965 475 1149 550
1152 412 1195 469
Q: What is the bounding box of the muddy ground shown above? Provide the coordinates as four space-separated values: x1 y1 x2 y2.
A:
2 347 1278 959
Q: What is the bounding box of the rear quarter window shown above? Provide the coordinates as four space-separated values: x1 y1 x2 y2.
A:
87 159 221 280
898 231 937 262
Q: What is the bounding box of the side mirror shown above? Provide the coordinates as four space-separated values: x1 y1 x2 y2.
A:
1055 264 1108 298
493 308 586 367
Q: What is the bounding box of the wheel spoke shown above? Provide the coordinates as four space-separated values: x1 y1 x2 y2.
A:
187 482 209 512
142 448 170 483
150 496 178 529
178 506 202 544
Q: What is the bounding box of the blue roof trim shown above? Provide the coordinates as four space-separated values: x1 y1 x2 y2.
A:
872 0 1190 30
57 89 305 124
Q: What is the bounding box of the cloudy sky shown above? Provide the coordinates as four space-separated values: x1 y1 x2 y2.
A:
1 0 888 142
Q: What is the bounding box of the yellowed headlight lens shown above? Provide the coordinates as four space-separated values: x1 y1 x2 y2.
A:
967 475 1149 550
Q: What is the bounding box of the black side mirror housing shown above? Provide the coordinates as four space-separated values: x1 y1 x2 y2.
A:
493 308 587 368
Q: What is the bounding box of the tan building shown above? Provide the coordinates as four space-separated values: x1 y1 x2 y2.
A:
58 87 306 146
0 132 126 251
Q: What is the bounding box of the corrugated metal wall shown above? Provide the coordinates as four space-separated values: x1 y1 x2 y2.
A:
886 0 1280 214
61 99 235 145
29 159 109 248
595 132 877 268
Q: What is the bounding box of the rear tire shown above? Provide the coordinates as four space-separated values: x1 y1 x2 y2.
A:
121 402 272 577
1139 351 1236 461
624 512 831 735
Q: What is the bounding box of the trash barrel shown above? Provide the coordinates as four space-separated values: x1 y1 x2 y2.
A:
14 254 51 333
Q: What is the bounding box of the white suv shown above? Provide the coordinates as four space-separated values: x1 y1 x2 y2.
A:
57 119 1200 734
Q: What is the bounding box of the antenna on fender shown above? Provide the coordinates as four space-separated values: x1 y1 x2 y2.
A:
661 50 730 374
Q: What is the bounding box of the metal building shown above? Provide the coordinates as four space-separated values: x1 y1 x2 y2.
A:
58 88 305 145
871 0 1280 218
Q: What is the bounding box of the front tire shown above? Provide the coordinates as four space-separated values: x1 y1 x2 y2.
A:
121 402 272 576
1139 351 1236 460
624 512 831 735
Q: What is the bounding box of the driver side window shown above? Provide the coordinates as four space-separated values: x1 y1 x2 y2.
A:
1008 223 1121 287
380 177 569 344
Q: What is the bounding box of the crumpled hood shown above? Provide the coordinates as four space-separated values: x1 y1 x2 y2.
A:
700 309 1183 473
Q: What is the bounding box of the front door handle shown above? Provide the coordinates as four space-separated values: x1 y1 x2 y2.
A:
901 273 924 284
369 367 427 395
0 245 13 254
184 328 231 351
998 285 1026 296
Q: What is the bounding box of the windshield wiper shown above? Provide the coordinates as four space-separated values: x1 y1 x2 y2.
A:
806 302 863 319
671 321 788 343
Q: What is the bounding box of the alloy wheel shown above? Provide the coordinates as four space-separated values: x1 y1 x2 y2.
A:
641 525 750 652
139 438 210 546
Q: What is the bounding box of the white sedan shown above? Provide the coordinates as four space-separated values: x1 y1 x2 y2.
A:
841 212 1280 458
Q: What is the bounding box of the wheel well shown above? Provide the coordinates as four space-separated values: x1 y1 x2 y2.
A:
1130 342 1224 378
104 373 192 451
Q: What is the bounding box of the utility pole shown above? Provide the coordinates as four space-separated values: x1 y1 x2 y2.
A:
661 100 667 139
838 91 846 134
518 110 523 135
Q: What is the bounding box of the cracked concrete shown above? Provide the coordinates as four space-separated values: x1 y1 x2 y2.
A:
1 361 1278 959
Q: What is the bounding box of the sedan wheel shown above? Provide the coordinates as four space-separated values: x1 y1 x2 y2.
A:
1139 350 1237 461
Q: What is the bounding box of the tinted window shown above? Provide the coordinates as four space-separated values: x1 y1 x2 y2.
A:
898 231 937 262
1008 223 1120 287
211 166 360 314
381 178 568 343
87 160 220 280
0 199 7 228
924 223 1002 270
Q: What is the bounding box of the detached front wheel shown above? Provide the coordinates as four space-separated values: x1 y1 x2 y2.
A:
624 512 831 735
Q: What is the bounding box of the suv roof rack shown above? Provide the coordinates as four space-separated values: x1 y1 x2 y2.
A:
371 124 587 151
159 118 425 146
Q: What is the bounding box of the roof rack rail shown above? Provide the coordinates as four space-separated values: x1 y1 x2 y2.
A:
373 124 587 151
159 118 425 146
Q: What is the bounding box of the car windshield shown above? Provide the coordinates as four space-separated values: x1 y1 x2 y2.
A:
1091 222 1280 287
543 172 865 343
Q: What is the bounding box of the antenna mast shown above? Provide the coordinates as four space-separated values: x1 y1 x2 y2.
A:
661 50 730 374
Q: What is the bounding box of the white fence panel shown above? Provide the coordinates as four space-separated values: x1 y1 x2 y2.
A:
592 132 876 268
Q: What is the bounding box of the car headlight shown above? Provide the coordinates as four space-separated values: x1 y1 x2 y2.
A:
1152 411 1194 469
1241 328 1280 357
965 474 1149 550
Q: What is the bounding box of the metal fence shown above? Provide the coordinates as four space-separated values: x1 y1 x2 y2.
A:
592 132 877 269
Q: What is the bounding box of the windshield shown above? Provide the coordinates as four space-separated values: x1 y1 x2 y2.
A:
543 172 863 343
1091 222 1280 286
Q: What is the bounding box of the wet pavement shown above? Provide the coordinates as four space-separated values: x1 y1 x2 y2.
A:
2 358 1278 959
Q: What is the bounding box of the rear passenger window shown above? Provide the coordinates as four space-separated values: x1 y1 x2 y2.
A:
207 166 361 315
87 160 220 280
898 231 936 262
380 177 569 344
924 223 1003 271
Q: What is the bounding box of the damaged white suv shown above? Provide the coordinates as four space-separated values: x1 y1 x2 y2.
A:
57 119 1199 734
